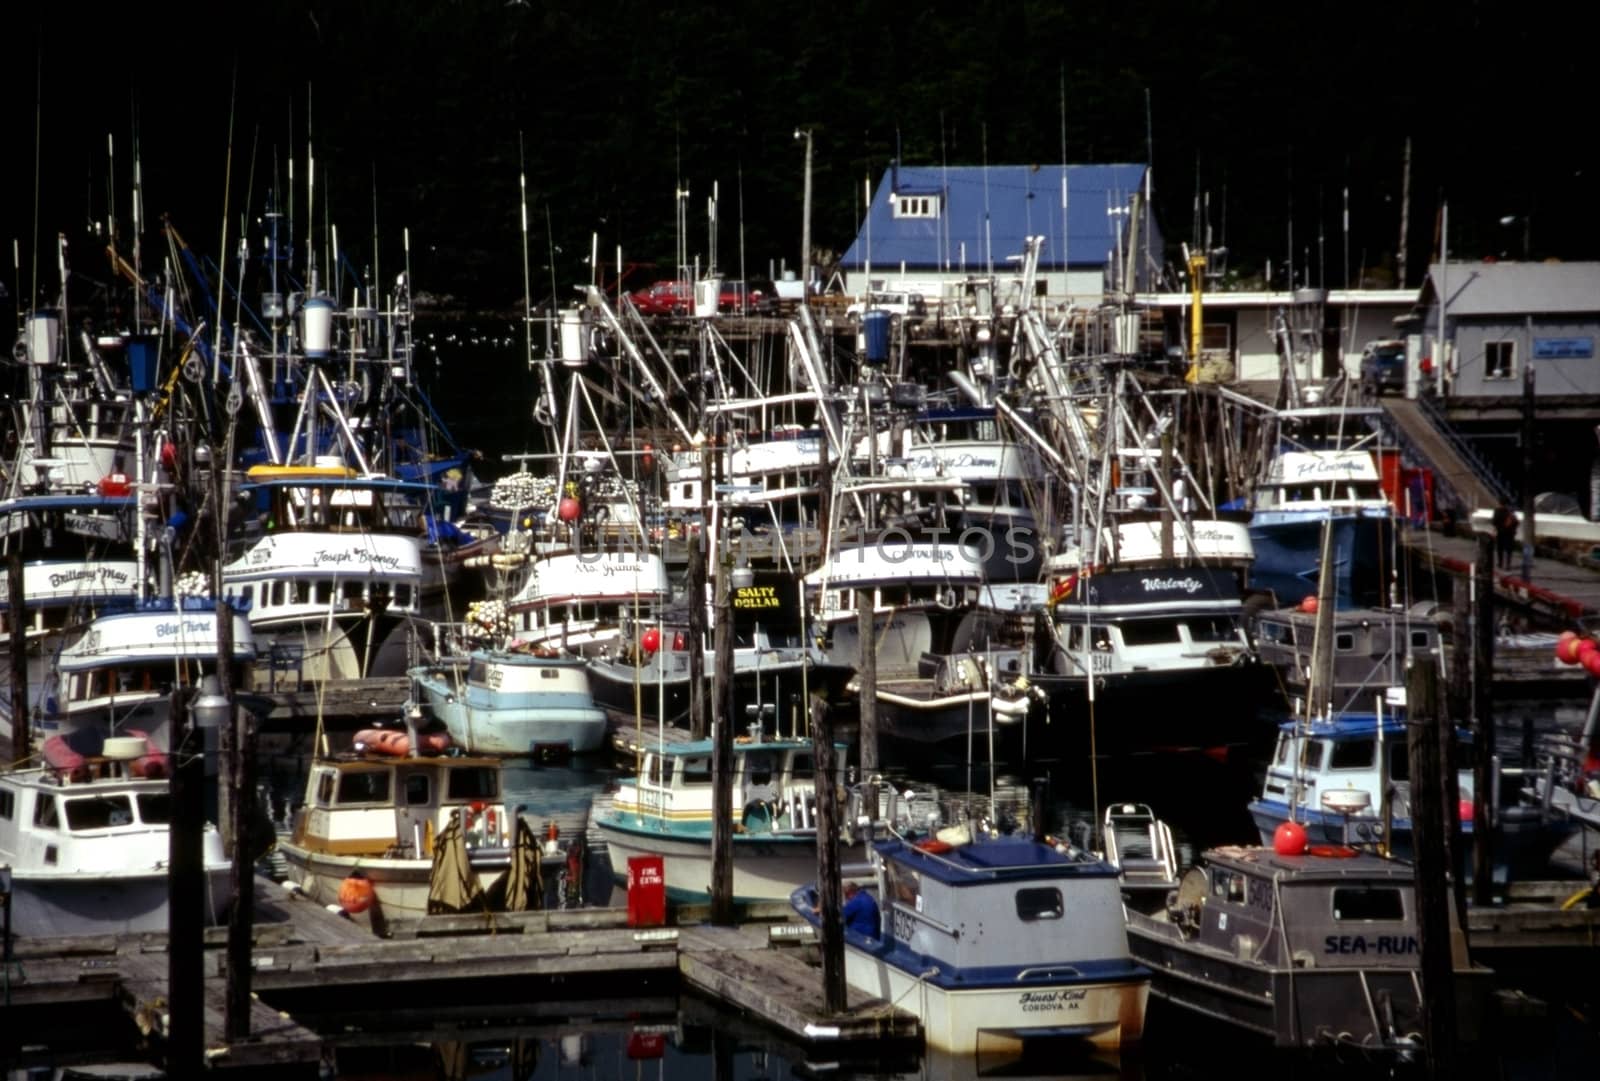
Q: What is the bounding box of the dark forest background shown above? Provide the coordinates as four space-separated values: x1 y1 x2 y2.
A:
3 0 1594 314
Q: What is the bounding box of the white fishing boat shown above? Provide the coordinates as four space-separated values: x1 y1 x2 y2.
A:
594 734 860 904
410 646 608 757
33 596 255 756
278 738 536 919
222 463 426 685
0 733 231 937
789 811 1150 1056
502 548 671 657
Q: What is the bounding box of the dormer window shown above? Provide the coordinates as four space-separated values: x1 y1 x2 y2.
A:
893 194 940 219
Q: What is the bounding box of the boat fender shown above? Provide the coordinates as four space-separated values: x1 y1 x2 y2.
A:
338 870 376 915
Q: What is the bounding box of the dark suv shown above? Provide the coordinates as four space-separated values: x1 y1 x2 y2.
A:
1360 340 1406 396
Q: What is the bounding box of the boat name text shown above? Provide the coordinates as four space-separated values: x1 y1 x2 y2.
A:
1324 934 1418 955
1017 989 1088 1013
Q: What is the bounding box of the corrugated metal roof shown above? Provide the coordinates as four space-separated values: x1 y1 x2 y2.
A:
839 163 1153 271
1423 261 1600 316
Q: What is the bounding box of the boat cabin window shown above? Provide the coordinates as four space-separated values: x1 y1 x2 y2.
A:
405 775 431 805
1389 744 1410 781
445 768 499 801
1411 630 1431 648
137 793 171 823
1335 632 1355 651
885 862 921 908
677 756 713 786
0 789 13 819
1332 886 1405 921
1015 887 1064 921
1120 619 1181 646
1211 869 1247 904
1301 741 1325 770
646 757 665 785
316 772 336 804
1329 739 1375 769
467 660 489 684
337 770 391 804
33 795 61 829
64 794 136 830
1259 621 1292 644
1187 616 1241 642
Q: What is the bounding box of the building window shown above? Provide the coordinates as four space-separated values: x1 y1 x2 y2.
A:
892 194 940 219
1486 341 1515 380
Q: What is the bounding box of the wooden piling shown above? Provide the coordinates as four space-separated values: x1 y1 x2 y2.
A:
1405 657 1458 1077
166 686 205 1075
1472 532 1497 906
811 697 846 1014
710 497 735 924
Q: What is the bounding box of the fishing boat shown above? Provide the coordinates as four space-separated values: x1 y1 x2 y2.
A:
501 548 672 657
409 646 608 757
594 733 860 904
32 595 255 756
278 736 538 919
1252 601 1440 717
0 732 231 937
222 463 426 684
1032 566 1266 752
1123 840 1492 1054
788 810 1150 1055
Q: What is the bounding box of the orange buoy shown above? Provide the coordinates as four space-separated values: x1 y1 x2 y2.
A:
338 870 376 914
1273 821 1309 855
1298 596 1319 614
1306 843 1359 859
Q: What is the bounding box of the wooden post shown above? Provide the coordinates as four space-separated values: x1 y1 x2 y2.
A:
166 685 205 1075
7 549 28 758
709 513 735 924
812 697 846 1014
223 601 255 1041
1471 532 1497 905
686 534 707 741
1405 657 1458 1078
1519 358 1535 581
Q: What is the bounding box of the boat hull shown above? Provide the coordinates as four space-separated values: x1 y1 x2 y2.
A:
1031 661 1274 755
843 946 1147 1055
1248 511 1392 608
1125 916 1490 1049
595 817 851 904
9 865 232 937
277 843 510 920
412 670 607 755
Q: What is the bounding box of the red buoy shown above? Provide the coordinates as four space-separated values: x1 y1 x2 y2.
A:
1582 649 1600 677
1299 595 1319 614
557 496 582 522
641 627 662 653
338 871 375 915
1458 798 1475 824
1273 821 1309 856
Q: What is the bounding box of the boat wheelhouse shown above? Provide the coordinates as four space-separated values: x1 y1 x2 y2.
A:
35 596 255 755
790 826 1149 1055
503 549 671 657
1033 566 1266 751
1247 408 1397 609
1253 603 1438 717
1124 843 1491 1053
0 735 231 937
278 745 528 919
595 734 857 904
223 464 427 684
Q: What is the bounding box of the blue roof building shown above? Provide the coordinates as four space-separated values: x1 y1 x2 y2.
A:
838 162 1161 303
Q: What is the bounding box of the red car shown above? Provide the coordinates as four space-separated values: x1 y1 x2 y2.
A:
717 281 771 315
628 280 693 316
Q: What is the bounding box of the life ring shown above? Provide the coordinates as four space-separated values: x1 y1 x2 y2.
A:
1307 844 1358 859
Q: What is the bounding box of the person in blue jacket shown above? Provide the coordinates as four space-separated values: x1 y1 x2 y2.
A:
841 881 880 937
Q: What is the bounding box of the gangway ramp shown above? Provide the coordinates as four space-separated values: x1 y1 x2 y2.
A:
1382 396 1505 514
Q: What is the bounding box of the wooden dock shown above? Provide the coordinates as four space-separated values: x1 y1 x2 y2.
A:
2 874 918 1073
1404 524 1600 624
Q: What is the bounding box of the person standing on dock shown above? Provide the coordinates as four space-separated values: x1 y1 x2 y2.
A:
1494 502 1518 571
